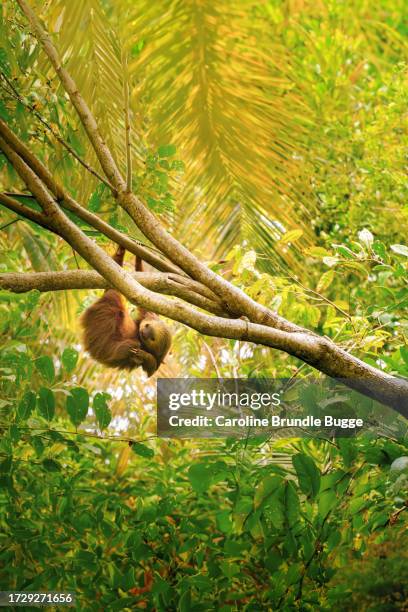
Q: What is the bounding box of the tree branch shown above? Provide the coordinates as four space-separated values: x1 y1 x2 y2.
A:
1 189 222 308
0 134 264 331
0 270 227 317
2 264 408 414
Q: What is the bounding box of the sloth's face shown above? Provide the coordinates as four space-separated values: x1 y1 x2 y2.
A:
139 320 156 346
139 318 172 363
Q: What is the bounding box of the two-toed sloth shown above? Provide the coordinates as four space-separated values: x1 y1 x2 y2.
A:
81 246 172 376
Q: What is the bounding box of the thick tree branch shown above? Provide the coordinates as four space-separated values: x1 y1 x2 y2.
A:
1 273 407 415
0 270 227 317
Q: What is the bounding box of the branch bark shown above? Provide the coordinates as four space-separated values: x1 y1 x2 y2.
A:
0 270 227 317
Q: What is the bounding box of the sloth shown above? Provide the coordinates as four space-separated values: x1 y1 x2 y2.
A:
81 246 172 376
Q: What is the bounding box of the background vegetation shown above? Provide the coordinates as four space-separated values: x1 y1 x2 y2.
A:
0 0 407 609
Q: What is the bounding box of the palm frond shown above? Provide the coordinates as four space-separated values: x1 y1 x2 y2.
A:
119 0 314 268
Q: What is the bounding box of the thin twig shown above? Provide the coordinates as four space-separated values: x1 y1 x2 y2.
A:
202 340 222 377
0 217 21 231
287 270 353 324
9 424 158 445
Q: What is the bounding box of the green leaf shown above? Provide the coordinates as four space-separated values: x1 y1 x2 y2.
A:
220 560 240 578
368 512 389 530
179 590 192 612
400 346 408 366
327 530 341 552
188 462 213 493
16 391 36 421
292 453 321 498
0 457 13 474
152 576 171 596
286 563 302 585
42 458 61 472
66 387 89 427
93 392 112 430
131 441 154 459
254 475 282 509
316 270 334 293
279 229 303 244
38 387 55 421
318 490 338 519
61 348 78 373
334 245 356 260
216 510 233 534
75 549 97 568
338 439 358 467
88 188 102 212
158 144 176 157
35 356 55 384
372 241 387 260
284 481 300 527
31 436 45 457
9 424 21 443
131 39 145 57
121 567 135 591
306 246 331 258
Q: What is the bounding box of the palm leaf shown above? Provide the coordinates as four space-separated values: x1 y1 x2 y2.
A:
119 0 314 268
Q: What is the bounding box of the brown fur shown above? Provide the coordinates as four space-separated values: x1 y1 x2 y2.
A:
80 247 172 377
